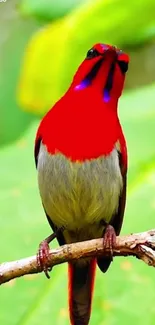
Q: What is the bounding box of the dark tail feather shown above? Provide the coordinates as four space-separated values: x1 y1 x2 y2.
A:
97 256 112 273
68 259 96 325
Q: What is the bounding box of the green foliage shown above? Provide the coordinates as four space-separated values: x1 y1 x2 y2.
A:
0 2 42 146
0 85 155 324
18 0 87 21
17 0 155 115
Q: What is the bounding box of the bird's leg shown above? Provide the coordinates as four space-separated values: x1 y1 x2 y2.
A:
37 233 55 279
102 222 116 258
37 226 65 279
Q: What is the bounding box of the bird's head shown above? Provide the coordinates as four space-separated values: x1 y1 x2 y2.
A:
70 43 129 103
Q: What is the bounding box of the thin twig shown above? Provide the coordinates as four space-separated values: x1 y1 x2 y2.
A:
1 229 155 285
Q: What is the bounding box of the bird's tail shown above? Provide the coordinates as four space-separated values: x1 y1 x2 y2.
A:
68 259 96 325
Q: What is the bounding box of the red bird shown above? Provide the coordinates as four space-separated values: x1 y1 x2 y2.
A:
35 43 129 325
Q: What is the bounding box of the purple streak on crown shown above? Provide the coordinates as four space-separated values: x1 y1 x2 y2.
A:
101 44 109 51
74 79 90 91
103 89 110 102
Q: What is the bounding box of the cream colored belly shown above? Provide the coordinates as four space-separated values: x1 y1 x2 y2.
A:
37 143 122 240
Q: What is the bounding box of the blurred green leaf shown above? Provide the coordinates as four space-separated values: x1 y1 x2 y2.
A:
17 0 155 114
119 84 155 184
18 0 88 21
0 85 155 324
0 1 42 146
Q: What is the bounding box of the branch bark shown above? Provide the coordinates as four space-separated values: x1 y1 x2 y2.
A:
1 229 155 285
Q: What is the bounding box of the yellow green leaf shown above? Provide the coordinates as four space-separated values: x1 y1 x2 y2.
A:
17 0 155 114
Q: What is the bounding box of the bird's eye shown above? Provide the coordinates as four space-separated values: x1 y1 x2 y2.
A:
86 48 100 59
117 60 128 73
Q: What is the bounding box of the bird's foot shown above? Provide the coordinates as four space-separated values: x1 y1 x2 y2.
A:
37 240 52 279
103 225 116 258
36 226 65 279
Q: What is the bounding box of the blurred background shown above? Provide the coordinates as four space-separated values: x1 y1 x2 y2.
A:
0 0 155 324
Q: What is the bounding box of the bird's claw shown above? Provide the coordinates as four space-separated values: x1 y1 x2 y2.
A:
37 240 52 279
103 225 116 258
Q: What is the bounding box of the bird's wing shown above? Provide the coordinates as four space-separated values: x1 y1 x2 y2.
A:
97 149 127 273
34 137 66 246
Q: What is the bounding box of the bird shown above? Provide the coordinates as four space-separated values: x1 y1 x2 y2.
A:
34 43 129 325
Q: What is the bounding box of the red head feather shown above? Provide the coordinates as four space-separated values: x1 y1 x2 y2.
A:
35 43 129 163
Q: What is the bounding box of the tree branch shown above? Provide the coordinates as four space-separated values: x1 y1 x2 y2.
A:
1 229 155 285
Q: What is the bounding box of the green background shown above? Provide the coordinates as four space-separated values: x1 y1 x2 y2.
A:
0 1 155 324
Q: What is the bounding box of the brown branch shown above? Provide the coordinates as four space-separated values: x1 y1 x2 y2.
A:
1 229 155 285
